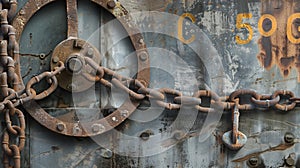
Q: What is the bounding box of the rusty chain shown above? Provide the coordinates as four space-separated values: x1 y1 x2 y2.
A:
0 1 299 167
0 0 66 166
83 56 300 150
84 56 300 113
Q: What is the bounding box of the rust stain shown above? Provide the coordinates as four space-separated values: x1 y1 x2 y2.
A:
232 143 294 162
257 0 300 81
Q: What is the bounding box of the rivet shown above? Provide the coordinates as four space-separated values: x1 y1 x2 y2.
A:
20 10 25 15
100 148 113 159
285 153 296 166
139 52 148 61
284 132 295 144
247 156 258 167
112 116 118 122
107 1 116 9
92 124 105 133
52 56 59 63
87 47 94 57
56 123 65 132
39 53 46 59
138 38 144 45
120 110 128 117
140 132 150 141
73 126 80 134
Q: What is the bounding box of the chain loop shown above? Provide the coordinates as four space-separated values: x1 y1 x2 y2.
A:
25 61 64 100
251 94 280 108
0 2 299 165
272 90 297 111
154 88 182 110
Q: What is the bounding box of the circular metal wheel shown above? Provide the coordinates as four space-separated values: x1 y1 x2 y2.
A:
12 0 150 137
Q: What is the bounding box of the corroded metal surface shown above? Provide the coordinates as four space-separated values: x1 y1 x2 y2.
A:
1 0 300 167
10 0 151 137
50 38 101 92
12 0 150 86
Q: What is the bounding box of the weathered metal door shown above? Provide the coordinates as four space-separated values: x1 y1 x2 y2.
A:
1 0 300 167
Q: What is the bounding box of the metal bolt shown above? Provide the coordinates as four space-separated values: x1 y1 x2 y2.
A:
67 57 83 73
92 124 105 133
39 53 46 59
52 56 59 63
247 156 259 167
86 47 94 57
140 132 150 141
100 148 113 159
56 123 65 132
120 110 128 117
285 153 296 166
138 38 144 45
112 116 118 122
20 10 25 15
107 1 116 9
139 52 148 61
73 126 80 134
284 132 295 144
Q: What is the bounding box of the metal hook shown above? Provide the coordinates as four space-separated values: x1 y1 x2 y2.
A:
222 101 247 150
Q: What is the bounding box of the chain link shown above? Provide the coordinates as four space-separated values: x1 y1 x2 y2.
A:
84 56 300 150
0 1 299 165
0 1 24 167
85 57 300 113
0 0 65 165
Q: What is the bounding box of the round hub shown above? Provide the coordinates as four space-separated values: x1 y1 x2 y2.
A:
51 38 101 92
66 55 83 73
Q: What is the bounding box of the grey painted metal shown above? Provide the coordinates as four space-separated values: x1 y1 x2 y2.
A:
4 0 299 167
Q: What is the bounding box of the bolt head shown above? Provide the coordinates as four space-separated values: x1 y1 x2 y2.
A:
100 148 113 159
284 132 295 144
56 123 65 132
73 126 81 134
107 1 116 9
52 56 59 63
138 38 144 45
20 10 25 15
67 57 83 73
286 157 295 166
140 132 150 141
248 157 258 166
92 124 105 133
139 52 148 61
120 110 128 117
112 116 118 122
87 48 94 57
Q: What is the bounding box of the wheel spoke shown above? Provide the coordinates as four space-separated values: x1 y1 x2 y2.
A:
66 0 78 38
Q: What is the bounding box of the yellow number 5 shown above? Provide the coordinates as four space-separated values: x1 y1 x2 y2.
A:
236 13 253 45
